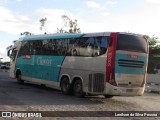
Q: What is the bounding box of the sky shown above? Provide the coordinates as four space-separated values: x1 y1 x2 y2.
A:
0 0 160 61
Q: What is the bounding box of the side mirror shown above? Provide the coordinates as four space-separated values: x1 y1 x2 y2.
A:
7 49 11 57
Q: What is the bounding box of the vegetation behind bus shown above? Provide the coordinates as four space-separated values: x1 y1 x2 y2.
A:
57 15 81 34
147 35 160 73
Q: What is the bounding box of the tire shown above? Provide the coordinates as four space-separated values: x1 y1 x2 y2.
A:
61 77 71 95
72 50 77 56
73 79 85 97
17 72 24 84
94 52 98 57
104 95 114 99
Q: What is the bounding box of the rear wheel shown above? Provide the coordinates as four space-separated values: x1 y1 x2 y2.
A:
72 50 77 56
104 95 114 99
61 77 71 95
73 79 85 97
17 72 24 84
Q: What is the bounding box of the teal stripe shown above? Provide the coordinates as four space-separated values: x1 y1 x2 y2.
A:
115 53 147 74
16 55 65 82
24 34 83 41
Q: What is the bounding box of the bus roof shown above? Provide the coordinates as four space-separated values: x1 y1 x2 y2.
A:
22 32 144 41
22 32 112 41
119 32 144 37
23 33 83 41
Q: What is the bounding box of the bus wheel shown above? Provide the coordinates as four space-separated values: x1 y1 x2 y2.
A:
72 50 77 56
61 77 71 95
94 52 98 57
73 79 85 97
17 72 24 84
104 95 113 99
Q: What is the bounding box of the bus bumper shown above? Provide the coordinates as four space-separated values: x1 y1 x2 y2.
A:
104 83 145 96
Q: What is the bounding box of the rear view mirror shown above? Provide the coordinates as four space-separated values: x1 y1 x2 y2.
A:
7 49 12 57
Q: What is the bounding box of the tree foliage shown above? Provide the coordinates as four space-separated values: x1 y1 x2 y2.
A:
20 31 33 36
147 35 160 73
57 15 81 33
39 17 48 34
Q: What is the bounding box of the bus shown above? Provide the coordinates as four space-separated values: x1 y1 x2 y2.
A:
7 32 149 98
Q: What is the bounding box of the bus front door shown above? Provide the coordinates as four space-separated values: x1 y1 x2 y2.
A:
8 48 17 78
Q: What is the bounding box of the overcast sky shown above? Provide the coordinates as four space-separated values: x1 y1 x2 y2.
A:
0 0 160 61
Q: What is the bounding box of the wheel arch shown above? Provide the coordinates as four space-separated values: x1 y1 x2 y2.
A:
71 75 84 87
59 74 71 87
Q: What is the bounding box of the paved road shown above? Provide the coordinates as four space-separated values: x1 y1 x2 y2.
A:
0 72 160 120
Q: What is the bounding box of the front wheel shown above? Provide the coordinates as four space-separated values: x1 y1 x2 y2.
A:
72 50 78 56
73 79 85 97
17 72 24 84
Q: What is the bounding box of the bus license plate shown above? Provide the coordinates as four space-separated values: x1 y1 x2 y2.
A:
126 89 133 92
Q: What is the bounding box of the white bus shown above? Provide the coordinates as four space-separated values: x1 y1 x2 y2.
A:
7 32 149 98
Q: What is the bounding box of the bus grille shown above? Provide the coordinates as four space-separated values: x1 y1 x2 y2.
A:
88 73 104 93
118 59 144 68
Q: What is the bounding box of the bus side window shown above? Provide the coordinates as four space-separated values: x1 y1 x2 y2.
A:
18 41 29 56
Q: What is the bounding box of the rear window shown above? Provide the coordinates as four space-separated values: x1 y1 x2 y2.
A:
117 34 147 53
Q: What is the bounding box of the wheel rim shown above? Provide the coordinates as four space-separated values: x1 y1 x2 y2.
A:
74 80 83 97
62 82 69 92
75 83 82 94
17 74 21 81
17 73 24 84
61 78 70 94
73 50 77 56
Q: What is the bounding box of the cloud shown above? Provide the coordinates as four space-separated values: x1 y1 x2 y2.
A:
0 6 34 35
100 12 110 16
86 1 110 17
0 0 8 5
0 7 75 35
105 0 117 5
86 0 117 10
17 0 22 2
146 0 160 4
86 1 102 9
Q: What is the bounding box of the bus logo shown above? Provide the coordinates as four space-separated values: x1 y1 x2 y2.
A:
128 54 138 59
24 55 31 59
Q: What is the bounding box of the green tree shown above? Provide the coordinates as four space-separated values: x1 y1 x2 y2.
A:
147 35 160 73
39 17 48 34
20 31 33 36
57 15 81 33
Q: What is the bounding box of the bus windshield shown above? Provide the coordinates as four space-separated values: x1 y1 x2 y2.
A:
117 34 147 53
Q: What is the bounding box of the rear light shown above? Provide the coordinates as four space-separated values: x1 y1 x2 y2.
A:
108 69 117 86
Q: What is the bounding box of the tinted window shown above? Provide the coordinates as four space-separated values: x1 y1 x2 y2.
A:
18 37 107 57
117 34 147 53
18 41 30 56
74 37 107 57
